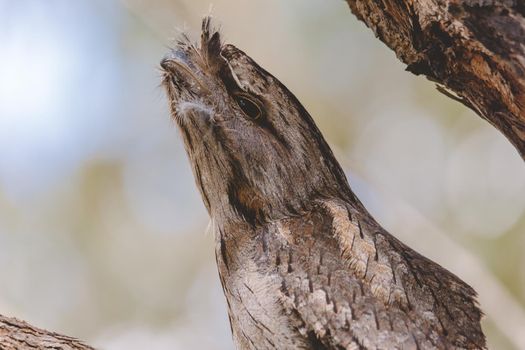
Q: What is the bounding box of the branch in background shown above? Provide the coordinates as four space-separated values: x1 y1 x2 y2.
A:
0 315 94 350
346 0 525 159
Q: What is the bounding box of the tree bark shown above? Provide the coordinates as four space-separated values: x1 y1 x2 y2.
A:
0 314 94 350
345 0 525 159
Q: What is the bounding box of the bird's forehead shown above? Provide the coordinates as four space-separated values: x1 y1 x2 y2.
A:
220 44 272 95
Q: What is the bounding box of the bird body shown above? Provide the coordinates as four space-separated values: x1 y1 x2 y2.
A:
161 17 486 350
214 199 484 349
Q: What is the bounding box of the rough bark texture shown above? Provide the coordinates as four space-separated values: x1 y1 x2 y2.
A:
0 314 94 350
346 0 525 159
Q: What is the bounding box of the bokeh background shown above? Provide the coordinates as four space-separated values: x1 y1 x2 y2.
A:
1 0 524 349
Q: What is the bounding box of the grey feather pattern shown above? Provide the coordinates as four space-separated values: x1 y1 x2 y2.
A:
276 200 484 349
161 17 486 350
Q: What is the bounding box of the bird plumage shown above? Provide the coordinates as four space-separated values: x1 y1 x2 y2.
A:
161 17 486 350
214 199 484 349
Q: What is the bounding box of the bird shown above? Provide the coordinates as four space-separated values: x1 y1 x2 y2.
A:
161 17 486 350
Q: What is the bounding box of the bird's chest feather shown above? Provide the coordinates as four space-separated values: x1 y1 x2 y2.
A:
213 221 313 350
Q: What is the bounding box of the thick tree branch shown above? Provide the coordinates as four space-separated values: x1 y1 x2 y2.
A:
346 0 525 159
0 314 94 350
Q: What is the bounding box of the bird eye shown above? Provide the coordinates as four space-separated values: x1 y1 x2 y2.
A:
235 95 261 120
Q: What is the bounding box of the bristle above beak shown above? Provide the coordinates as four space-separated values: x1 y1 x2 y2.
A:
161 16 225 104
201 16 222 66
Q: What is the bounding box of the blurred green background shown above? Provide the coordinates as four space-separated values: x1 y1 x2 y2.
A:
0 0 524 349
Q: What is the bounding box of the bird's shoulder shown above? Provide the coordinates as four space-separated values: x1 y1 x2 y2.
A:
267 199 485 350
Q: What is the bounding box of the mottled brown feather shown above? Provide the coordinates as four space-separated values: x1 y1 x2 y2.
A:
161 17 486 350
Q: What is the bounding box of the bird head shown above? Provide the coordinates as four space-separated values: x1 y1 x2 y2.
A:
161 17 352 225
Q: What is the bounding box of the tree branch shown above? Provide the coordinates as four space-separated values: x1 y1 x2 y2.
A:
0 314 94 350
345 0 525 159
